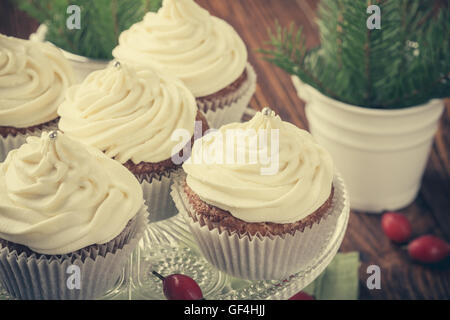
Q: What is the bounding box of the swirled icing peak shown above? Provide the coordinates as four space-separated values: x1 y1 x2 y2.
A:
112 0 248 97
0 34 75 128
183 110 335 223
0 131 144 255
58 61 197 164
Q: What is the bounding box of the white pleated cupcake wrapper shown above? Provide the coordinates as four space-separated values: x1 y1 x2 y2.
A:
0 121 59 162
171 173 347 280
198 63 257 129
0 206 148 300
138 168 183 223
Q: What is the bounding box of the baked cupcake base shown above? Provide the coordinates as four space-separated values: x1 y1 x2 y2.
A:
171 172 346 280
124 111 209 223
0 206 148 300
196 68 249 109
0 118 59 162
183 182 334 237
196 63 257 128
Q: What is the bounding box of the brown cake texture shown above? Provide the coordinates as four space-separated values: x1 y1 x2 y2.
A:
0 118 59 138
123 110 209 179
195 68 248 112
183 181 334 237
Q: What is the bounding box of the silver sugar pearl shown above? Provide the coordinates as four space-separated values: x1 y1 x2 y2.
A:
114 61 121 69
262 107 276 117
48 131 58 140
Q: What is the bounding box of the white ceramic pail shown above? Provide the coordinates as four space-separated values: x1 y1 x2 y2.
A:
292 76 444 213
30 25 110 83
58 49 110 83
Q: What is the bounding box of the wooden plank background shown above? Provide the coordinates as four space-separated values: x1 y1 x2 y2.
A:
1 0 449 299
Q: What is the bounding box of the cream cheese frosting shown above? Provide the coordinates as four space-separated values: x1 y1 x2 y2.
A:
58 61 197 164
112 0 248 97
0 131 144 255
183 110 335 224
0 34 75 128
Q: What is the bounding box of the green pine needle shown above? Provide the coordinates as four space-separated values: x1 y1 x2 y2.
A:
260 0 450 109
13 0 163 60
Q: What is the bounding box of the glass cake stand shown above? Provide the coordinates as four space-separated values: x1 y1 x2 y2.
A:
0 109 350 300
0 177 349 301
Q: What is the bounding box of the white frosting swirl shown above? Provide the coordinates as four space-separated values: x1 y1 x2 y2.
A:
58 62 197 164
0 131 144 255
183 111 335 224
112 0 248 97
0 34 75 128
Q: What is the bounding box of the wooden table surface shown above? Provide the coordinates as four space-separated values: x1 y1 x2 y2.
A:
1 0 449 300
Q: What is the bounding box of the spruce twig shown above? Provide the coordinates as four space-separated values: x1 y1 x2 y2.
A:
12 0 163 59
259 21 342 101
260 0 450 109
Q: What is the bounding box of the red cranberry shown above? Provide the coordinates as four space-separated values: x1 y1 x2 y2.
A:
152 271 204 300
408 235 450 264
381 212 412 243
289 291 315 300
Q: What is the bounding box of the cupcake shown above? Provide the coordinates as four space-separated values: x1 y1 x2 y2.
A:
172 108 346 280
112 0 256 128
0 131 147 299
0 34 75 162
58 61 209 222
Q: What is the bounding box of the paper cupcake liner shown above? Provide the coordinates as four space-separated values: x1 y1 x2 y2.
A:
0 120 59 162
197 63 257 128
171 173 346 280
136 168 183 223
0 206 148 300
